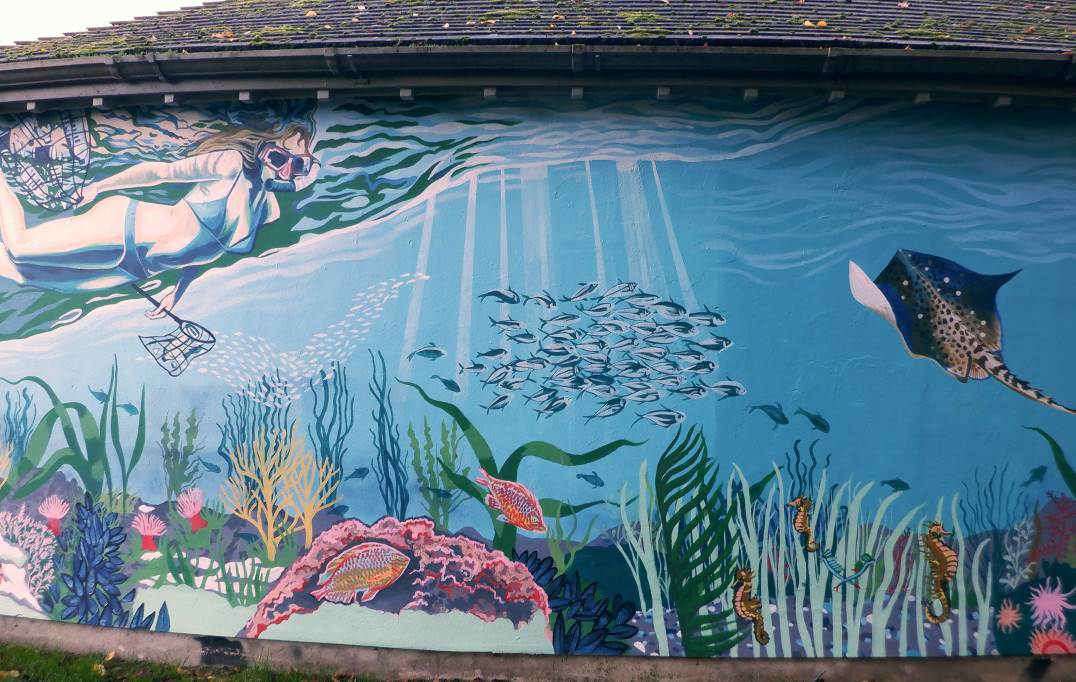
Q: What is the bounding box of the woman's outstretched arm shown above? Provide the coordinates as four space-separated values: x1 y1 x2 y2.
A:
145 265 200 319
81 150 245 204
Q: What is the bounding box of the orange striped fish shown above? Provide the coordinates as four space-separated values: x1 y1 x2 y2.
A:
310 542 409 604
476 468 548 533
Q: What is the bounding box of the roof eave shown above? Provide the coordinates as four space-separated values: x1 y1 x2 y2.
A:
0 44 1073 112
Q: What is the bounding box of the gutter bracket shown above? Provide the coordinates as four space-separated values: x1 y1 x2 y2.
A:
342 53 370 84
822 48 850 76
102 55 124 81
324 47 340 76
145 53 171 83
1064 53 1076 80
571 43 585 73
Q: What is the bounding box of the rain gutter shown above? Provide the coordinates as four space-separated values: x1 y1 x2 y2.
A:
0 44 1073 111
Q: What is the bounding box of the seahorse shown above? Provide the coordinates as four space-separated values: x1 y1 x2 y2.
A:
920 520 958 624
788 496 819 552
732 567 769 645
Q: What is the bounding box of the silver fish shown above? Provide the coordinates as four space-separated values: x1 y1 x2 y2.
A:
689 307 726 327
632 346 668 362
408 343 446 361
537 395 572 417
623 293 661 307
561 282 600 302
484 366 512 385
693 335 734 352
526 387 558 403
684 360 718 375
577 302 615 317
631 321 659 335
479 287 520 304
524 291 558 309
600 281 638 299
652 301 688 320
674 385 708 400
576 339 607 353
477 348 509 360
540 343 577 357
500 377 529 391
542 313 581 328
490 316 527 332
616 307 654 322
633 408 687 428
701 379 746 399
586 397 627 422
459 362 487 374
431 375 461 392
547 328 585 342
662 321 698 338
484 393 514 413
625 388 666 402
508 332 538 344
645 331 679 345
651 361 682 375
608 337 641 353
652 374 686 387
583 384 619 399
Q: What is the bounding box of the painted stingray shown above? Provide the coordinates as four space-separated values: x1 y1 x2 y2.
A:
849 249 1075 415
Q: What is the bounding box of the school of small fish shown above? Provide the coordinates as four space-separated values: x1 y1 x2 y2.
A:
196 273 428 406
458 281 744 427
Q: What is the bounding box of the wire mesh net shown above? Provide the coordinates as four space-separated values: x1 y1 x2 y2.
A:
0 111 91 212
139 320 216 377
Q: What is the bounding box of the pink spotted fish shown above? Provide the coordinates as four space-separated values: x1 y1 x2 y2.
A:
310 542 409 604
476 468 548 533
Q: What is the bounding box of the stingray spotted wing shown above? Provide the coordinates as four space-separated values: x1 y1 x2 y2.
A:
849 249 1075 415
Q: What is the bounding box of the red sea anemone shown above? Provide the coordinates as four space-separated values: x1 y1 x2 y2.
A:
177 488 208 534
1029 627 1076 655
37 495 69 536
132 512 166 551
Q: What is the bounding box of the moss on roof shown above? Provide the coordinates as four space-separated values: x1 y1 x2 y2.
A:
1 0 1074 63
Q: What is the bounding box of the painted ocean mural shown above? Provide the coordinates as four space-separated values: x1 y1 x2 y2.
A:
0 93 1070 658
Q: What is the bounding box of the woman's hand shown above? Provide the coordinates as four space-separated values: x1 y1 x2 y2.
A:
145 291 177 320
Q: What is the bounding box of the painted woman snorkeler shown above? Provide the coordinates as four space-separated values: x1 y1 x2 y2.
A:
0 121 320 319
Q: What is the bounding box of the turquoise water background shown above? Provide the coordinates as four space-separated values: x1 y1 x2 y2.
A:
0 94 1072 538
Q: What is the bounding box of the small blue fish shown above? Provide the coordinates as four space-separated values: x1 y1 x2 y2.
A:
328 504 349 516
631 321 659 336
500 377 529 391
479 287 520 304
198 457 221 474
577 470 605 488
459 362 487 374
584 384 619 399
421 485 453 499
632 346 668 362
684 360 717 375
408 343 446 361
662 321 697 338
1020 466 1048 488
880 478 910 492
526 387 558 403
235 532 259 543
539 343 576 357
653 374 686 387
345 467 370 481
484 366 512 385
645 331 679 345
508 332 539 344
750 402 789 429
561 282 600 302
431 375 462 393
795 407 831 433
546 328 584 342
674 385 709 400
117 402 139 416
625 388 665 403
509 357 549 371
88 386 108 403
477 348 509 360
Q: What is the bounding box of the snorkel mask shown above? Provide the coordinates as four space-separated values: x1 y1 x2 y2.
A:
258 143 319 192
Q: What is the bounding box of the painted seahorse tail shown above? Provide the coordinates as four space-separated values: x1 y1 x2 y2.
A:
753 618 770 645
921 522 957 624
789 497 819 552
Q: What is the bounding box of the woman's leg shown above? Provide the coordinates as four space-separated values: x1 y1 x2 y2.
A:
0 172 127 268
0 171 27 283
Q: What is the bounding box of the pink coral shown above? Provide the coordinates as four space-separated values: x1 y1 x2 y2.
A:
242 517 550 639
177 488 207 534
132 512 167 551
1030 627 1076 654
0 510 58 596
37 496 69 536
1027 576 1076 630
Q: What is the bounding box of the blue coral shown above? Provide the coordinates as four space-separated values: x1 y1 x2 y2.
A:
39 493 169 631
514 550 637 655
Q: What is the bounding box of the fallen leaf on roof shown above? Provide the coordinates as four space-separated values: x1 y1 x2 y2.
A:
898 1 909 7
443 22 450 28
817 20 828 27
803 20 815 26
305 10 317 17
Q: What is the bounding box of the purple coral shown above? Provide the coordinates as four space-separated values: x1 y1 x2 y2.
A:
38 496 69 536
242 517 550 639
132 512 167 551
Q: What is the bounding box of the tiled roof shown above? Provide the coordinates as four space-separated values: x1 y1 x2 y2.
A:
1 0 1074 63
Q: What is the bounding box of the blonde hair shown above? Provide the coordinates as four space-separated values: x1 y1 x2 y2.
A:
187 121 315 173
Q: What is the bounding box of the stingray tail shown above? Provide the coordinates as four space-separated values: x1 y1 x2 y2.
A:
975 347 1076 416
